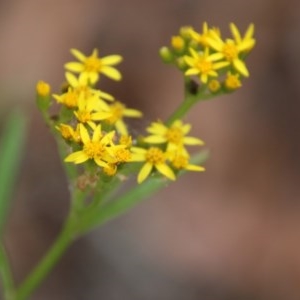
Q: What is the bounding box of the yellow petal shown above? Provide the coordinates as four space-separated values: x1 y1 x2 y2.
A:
64 62 84 72
101 66 122 81
65 151 88 163
155 163 176 181
138 162 153 183
101 55 123 65
79 124 90 144
143 135 166 144
65 72 78 87
233 59 249 77
70 49 86 62
183 137 205 145
185 164 205 172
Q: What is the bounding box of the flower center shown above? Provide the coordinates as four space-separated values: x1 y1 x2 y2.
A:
172 154 188 169
145 147 165 164
76 110 92 123
84 141 105 159
196 58 212 74
84 56 102 72
63 91 78 107
115 148 131 163
166 127 183 144
222 42 238 61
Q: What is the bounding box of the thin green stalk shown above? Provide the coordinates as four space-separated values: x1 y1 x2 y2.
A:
0 243 15 300
14 185 88 300
14 217 76 300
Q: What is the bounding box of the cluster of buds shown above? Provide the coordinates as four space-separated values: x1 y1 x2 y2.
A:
36 48 205 185
160 22 255 94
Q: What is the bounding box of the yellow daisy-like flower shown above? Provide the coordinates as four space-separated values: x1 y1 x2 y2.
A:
143 120 204 151
169 150 205 172
74 94 112 128
105 101 143 136
207 23 255 77
53 88 78 108
65 48 123 84
189 22 220 48
184 48 229 84
65 72 114 103
224 72 241 90
36 80 51 97
64 124 116 168
56 123 81 143
130 146 176 183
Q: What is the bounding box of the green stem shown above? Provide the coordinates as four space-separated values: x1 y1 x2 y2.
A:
14 185 88 300
0 242 15 300
166 79 222 125
14 217 76 300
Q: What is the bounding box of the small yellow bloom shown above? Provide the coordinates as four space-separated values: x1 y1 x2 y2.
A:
130 146 176 183
53 88 78 108
184 48 229 84
65 72 114 101
189 22 220 47
74 94 111 127
65 48 123 84
56 123 81 142
171 36 185 51
207 23 255 77
65 124 116 168
169 150 205 172
224 72 241 90
105 101 143 136
36 81 51 97
144 120 204 151
208 79 221 93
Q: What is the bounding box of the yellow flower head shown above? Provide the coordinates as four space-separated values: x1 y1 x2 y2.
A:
105 101 143 136
73 94 112 127
144 119 204 151
64 124 117 168
207 23 255 77
189 22 220 48
65 48 123 84
56 123 81 143
130 146 176 183
184 48 229 84
169 150 205 172
36 81 51 97
224 72 241 90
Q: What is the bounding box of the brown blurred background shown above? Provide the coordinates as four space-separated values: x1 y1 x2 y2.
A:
1 0 300 299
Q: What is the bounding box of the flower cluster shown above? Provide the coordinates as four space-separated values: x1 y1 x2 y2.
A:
132 120 205 183
36 48 205 185
160 22 255 93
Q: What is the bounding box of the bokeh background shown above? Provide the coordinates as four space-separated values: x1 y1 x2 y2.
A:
1 0 300 299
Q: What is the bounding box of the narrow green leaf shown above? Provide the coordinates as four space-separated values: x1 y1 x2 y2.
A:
0 110 27 236
78 149 209 233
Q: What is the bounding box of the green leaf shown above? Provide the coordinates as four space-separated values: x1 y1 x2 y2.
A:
0 110 27 236
78 149 209 233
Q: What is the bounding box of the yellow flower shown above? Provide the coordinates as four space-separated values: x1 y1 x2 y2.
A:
208 79 221 93
144 120 204 151
65 124 116 168
169 150 205 172
65 72 114 103
105 101 143 135
184 48 229 84
65 48 123 84
171 36 185 51
36 81 51 97
74 94 111 127
53 88 78 108
56 123 81 142
130 146 176 183
189 22 220 47
207 23 255 77
224 72 241 90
